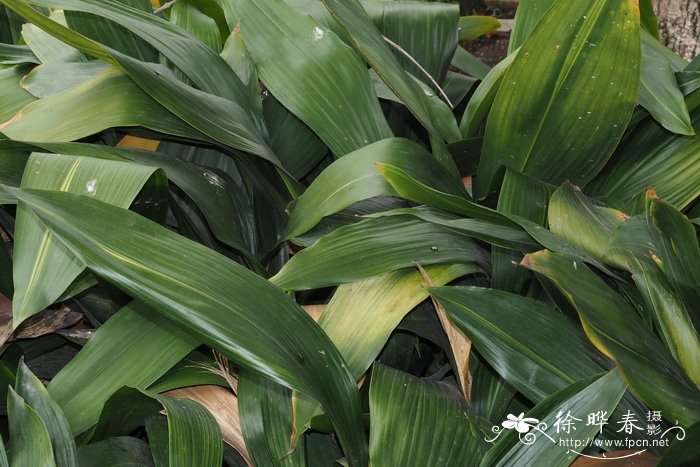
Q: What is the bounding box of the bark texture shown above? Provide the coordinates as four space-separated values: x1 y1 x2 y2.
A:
653 0 700 60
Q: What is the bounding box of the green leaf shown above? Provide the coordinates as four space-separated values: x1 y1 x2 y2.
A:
64 0 157 62
238 371 306 467
451 46 490 80
508 0 553 53
284 137 459 240
0 43 40 64
0 65 36 123
476 0 641 198
21 10 84 63
1 67 207 143
431 286 604 403
48 301 199 435
15 360 78 467
237 0 391 157
7 387 56 467
490 370 627 467
369 364 487 466
12 152 159 324
363 1 459 83
320 0 460 145
293 263 476 439
639 30 694 135
272 215 488 291
522 249 700 426
20 60 111 98
262 94 327 180
170 0 222 53
9 187 367 466
460 51 517 138
23 0 251 103
154 393 224 467
657 421 700 466
459 15 500 41
639 0 659 38
548 182 628 265
77 437 154 467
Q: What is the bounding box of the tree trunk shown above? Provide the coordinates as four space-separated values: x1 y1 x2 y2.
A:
653 0 700 60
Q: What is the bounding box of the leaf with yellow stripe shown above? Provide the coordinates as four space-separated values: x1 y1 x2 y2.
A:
12 152 162 325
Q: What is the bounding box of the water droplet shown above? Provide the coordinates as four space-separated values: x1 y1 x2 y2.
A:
424 89 434 97
312 26 325 41
86 179 97 196
430 246 439 251
573 261 578 270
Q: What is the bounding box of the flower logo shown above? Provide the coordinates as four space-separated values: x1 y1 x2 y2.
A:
502 413 540 433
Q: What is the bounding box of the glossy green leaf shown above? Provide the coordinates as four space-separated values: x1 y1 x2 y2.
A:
431 286 604 403
363 1 459 83
48 301 199 435
15 360 78 467
77 437 154 467
293 263 476 439
320 0 460 145
92 387 163 440
460 51 516 138
22 0 251 103
508 0 553 53
493 370 626 467
7 387 56 467
12 152 158 324
639 0 659 38
21 10 84 63
476 0 640 198
273 215 488 291
170 0 222 53
522 249 700 426
647 196 700 319
639 30 694 135
588 91 700 213
238 371 306 467
284 137 461 240
34 141 257 262
9 187 367 465
155 393 224 467
369 364 486 466
262 94 327 180
20 60 111 98
1 67 207 143
221 25 259 104
548 182 627 265
0 65 36 123
459 15 500 41
64 0 157 62
0 43 40 64
238 0 391 157
451 46 490 80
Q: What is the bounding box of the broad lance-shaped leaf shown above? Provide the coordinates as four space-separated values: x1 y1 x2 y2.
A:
522 249 700 426
1 67 207 143
485 370 627 467
0 0 281 169
476 0 640 199
320 0 462 146
508 0 553 53
430 286 604 403
7 387 56 467
0 65 36 123
292 263 477 439
16 360 78 466
363 1 458 84
587 89 700 213
8 187 368 466
369 364 487 466
283 137 465 240
48 301 199 435
237 0 392 157
639 29 693 136
20 61 111 98
272 215 489 291
12 152 160 325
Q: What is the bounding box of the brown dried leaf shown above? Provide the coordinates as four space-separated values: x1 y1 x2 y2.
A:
416 264 472 404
